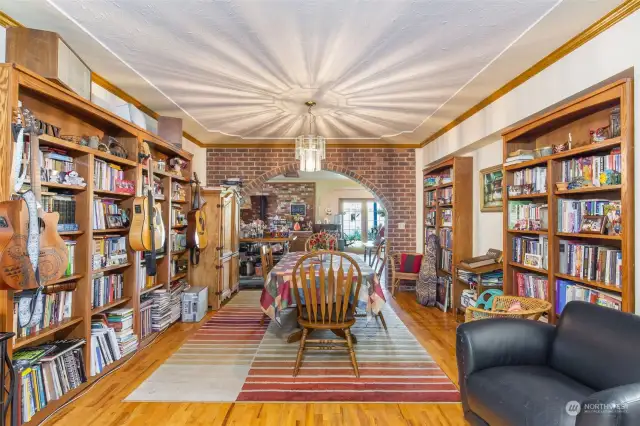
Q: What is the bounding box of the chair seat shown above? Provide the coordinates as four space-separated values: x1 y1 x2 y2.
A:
467 365 594 426
394 271 419 280
299 303 355 325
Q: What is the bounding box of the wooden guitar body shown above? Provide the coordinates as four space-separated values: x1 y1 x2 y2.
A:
37 211 67 283
153 203 165 250
0 199 33 289
129 196 152 251
187 209 207 249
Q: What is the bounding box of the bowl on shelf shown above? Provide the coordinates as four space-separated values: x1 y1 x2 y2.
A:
555 182 569 191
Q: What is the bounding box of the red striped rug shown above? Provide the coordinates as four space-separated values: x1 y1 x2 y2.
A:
126 291 459 403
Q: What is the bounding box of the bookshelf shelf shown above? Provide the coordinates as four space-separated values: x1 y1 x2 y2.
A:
172 225 187 230
92 263 132 274
47 273 83 285
39 134 138 168
172 249 187 256
91 297 132 315
508 193 548 200
139 283 165 296
554 273 622 294
555 232 622 241
94 189 134 198
423 156 473 314
172 199 188 204
502 79 633 322
41 182 86 192
59 230 84 236
554 185 622 195
14 317 84 350
508 261 548 275
171 272 187 281
94 228 129 234
507 229 548 235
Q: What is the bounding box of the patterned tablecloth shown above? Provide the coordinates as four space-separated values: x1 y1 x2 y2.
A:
260 251 386 325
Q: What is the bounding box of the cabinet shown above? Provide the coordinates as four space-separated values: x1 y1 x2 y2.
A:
191 187 240 309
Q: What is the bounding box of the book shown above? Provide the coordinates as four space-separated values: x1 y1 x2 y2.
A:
460 249 502 269
556 279 622 314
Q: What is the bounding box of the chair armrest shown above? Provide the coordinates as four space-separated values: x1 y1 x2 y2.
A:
577 383 640 426
456 318 555 378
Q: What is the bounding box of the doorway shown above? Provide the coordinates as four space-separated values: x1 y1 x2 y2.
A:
339 199 386 246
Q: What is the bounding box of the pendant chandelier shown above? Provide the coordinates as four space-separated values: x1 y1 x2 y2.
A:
295 101 325 172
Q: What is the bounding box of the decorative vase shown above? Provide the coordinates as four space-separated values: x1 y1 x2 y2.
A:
293 222 301 231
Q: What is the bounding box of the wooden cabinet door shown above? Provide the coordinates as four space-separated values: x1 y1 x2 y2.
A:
230 254 239 293
222 195 233 255
221 256 231 301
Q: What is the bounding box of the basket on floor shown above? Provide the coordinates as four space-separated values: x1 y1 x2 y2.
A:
465 296 551 322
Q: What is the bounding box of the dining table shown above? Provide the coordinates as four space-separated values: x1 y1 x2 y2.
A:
259 251 387 343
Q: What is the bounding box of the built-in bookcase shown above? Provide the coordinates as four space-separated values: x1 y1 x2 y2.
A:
502 79 633 323
423 156 473 312
0 63 193 424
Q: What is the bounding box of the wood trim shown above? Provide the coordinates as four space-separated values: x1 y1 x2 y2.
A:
0 11 21 28
420 0 640 148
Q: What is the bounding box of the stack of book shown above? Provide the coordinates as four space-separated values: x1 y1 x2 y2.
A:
91 273 124 309
513 166 547 193
39 147 75 184
505 150 534 164
439 228 453 250
93 198 124 230
63 239 77 276
94 159 124 192
557 199 621 234
42 193 78 232
512 235 548 270
559 240 621 286
151 289 172 332
92 236 127 270
508 202 548 231
515 272 548 300
169 280 187 324
558 149 621 185
424 175 438 187
457 269 503 288
556 279 622 314
90 315 121 376
106 308 139 357
13 291 74 338
12 339 87 424
140 296 154 340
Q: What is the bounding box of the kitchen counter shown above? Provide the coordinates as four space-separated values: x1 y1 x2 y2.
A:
240 237 292 243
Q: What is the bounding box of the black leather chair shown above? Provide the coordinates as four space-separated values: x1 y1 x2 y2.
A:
457 301 640 426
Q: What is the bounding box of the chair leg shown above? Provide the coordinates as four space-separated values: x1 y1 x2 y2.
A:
293 328 309 377
392 277 398 297
378 311 388 331
344 328 359 378
260 315 265 326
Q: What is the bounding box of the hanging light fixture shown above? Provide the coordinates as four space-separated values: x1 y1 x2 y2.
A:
295 101 325 172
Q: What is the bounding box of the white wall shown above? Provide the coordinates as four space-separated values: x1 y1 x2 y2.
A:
315 179 374 223
418 9 640 312
181 138 207 186
0 27 5 63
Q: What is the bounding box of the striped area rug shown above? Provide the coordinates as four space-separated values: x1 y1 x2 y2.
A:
126 291 459 403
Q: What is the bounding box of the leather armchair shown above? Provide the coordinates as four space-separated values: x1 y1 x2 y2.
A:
457 302 640 426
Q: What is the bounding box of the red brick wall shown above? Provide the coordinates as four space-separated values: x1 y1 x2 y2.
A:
206 147 416 253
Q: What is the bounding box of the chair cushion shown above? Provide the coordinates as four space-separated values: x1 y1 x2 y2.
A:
400 254 422 273
467 365 594 426
300 304 355 323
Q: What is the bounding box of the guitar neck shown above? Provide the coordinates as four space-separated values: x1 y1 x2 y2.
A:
29 130 42 203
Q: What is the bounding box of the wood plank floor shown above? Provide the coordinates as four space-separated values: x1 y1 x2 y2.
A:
46 291 465 426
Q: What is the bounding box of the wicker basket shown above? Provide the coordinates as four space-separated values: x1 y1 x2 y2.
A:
465 296 551 322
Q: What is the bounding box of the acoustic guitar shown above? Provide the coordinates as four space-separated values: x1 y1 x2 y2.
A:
129 141 165 276
186 173 208 264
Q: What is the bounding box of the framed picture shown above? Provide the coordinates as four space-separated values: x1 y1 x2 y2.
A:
479 165 503 212
290 203 306 216
581 215 607 234
106 214 124 229
524 253 542 269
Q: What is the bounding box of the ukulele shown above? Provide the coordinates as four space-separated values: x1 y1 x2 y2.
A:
129 141 165 276
186 173 208 264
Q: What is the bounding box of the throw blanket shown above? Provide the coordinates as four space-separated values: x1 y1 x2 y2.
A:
416 233 438 306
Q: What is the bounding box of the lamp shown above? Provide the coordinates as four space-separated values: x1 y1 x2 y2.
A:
295 101 325 172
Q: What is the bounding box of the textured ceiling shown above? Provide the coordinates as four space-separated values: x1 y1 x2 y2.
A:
2 0 623 145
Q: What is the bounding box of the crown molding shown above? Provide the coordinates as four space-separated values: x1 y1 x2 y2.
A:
0 11 21 28
419 0 640 148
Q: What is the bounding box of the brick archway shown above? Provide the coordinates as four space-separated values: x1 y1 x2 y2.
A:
243 162 393 217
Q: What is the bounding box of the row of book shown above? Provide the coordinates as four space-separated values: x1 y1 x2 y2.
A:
556 279 621 314
558 149 621 185
508 202 548 231
457 269 503 288
425 190 436 206
515 272 549 301
171 231 187 252
512 235 548 270
425 209 436 226
92 236 128 270
439 228 453 250
441 208 452 227
91 273 124 309
94 159 124 192
438 187 453 204
440 249 453 273
557 199 621 234
13 291 73 339
140 296 154 340
171 206 188 227
424 168 453 187
93 198 125 230
40 147 75 173
12 339 87 425
513 166 547 193
41 192 78 232
90 316 122 376
558 240 621 286
107 308 139 357
64 240 77 276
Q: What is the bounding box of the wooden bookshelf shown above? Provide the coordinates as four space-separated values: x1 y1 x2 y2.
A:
0 63 195 424
502 79 633 323
422 156 473 313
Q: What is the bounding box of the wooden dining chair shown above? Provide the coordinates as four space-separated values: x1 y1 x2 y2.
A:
368 251 388 330
292 250 362 377
390 252 423 296
304 233 338 252
259 245 274 325
370 237 386 266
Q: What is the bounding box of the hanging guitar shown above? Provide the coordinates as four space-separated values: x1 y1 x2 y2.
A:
129 141 165 276
186 172 208 265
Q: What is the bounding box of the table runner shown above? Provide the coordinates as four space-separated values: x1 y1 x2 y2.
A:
260 252 386 324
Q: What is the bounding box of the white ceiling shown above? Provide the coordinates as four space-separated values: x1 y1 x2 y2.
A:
2 0 623 145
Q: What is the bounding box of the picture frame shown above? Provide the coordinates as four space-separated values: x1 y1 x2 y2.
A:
479 165 503 212
290 203 306 216
580 215 607 234
106 214 124 229
524 253 542 269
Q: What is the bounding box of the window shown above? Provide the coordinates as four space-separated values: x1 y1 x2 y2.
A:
339 199 385 244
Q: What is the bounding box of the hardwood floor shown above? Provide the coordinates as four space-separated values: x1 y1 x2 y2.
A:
46 291 465 426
